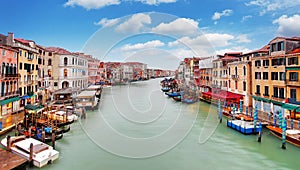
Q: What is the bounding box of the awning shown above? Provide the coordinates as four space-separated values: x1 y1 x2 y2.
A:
286 67 300 70
211 90 243 100
271 100 284 106
0 97 20 106
282 103 300 112
21 94 36 99
25 104 44 111
202 91 212 96
252 96 271 103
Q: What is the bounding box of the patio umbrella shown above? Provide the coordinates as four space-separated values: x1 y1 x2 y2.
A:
282 118 287 149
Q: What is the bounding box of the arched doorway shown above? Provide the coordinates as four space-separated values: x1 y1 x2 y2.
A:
62 81 69 88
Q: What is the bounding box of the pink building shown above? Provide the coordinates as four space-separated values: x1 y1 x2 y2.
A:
0 44 22 132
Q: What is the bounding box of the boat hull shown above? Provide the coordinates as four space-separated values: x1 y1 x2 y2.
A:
266 126 300 147
227 119 260 135
1 136 59 168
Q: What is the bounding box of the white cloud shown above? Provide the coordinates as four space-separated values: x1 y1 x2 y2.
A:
116 13 151 33
169 33 235 49
216 46 252 55
241 15 252 22
235 34 251 43
152 18 199 35
212 9 233 20
245 0 300 16
134 0 177 5
64 0 121 10
65 0 177 9
94 18 120 27
273 14 300 37
121 40 165 51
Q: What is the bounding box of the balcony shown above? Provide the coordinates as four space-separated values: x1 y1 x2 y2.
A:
231 75 239 80
288 98 300 105
272 95 285 102
286 80 300 86
27 69 34 74
0 91 20 97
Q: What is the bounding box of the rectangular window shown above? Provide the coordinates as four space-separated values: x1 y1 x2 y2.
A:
289 72 298 81
36 65 38 70
279 88 284 99
273 87 278 98
272 58 285 66
278 41 284 51
2 49 6 56
19 63 22 70
263 72 268 80
291 89 297 99
243 82 246 91
288 57 298 65
279 72 285 81
264 86 269 96
235 81 238 89
54 82 58 86
255 72 261 79
19 50 22 57
256 85 260 94
263 60 269 67
271 72 279 80
271 43 276 52
255 60 261 67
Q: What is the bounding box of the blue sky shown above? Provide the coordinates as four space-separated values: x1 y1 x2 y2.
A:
1 0 300 69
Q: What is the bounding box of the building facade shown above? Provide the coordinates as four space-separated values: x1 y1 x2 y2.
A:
47 47 88 91
0 44 22 131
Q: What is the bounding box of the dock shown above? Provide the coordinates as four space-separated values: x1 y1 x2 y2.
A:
0 147 27 170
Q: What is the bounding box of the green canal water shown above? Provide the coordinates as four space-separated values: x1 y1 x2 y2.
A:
3 78 300 170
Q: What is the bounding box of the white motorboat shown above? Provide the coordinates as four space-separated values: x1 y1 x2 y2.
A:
1 135 59 168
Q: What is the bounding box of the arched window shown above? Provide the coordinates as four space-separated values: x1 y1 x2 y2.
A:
2 63 5 75
64 57 68 66
48 69 52 77
13 64 16 75
48 59 52 66
235 66 237 75
243 66 246 76
64 69 68 77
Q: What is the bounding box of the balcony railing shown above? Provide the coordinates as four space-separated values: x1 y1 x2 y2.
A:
231 75 239 79
286 80 300 86
0 91 20 97
288 98 300 105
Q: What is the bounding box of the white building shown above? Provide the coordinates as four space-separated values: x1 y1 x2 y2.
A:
46 47 88 91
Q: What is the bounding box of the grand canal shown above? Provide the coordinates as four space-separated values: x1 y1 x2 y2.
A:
3 78 300 169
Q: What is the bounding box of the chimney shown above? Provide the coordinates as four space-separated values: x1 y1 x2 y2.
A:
7 32 14 46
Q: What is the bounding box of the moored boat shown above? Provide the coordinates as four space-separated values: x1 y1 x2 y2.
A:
161 87 171 92
166 92 181 97
182 98 197 104
266 126 300 147
1 135 59 168
227 119 261 135
173 95 181 102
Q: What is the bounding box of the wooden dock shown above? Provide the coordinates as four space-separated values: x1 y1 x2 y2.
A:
0 147 27 170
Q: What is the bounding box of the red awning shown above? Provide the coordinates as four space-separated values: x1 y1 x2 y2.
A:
202 91 212 96
211 90 243 100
